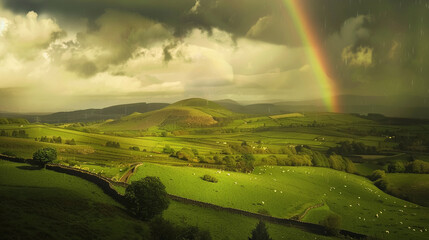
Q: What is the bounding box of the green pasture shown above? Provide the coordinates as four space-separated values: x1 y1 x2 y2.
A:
0 160 334 240
385 173 429 207
130 163 429 239
0 160 151 240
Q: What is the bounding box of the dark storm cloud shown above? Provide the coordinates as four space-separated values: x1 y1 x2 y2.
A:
1 0 304 46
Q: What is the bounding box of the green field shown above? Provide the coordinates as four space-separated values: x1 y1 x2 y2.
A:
0 160 338 240
130 163 429 239
0 160 152 240
385 173 429 207
1 105 429 239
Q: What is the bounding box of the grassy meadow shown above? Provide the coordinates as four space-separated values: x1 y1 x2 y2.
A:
1 104 429 239
130 163 429 239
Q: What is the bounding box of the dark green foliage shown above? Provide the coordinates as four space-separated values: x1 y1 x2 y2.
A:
248 221 272 240
406 160 429 173
0 118 29 124
32 147 57 167
319 214 342 236
106 141 120 148
176 148 195 161
201 174 218 183
124 177 169 221
11 130 28 138
370 170 386 181
129 146 140 151
52 136 62 144
0 130 9 136
162 145 175 155
374 178 390 191
149 217 212 240
328 141 378 155
65 139 76 145
387 161 406 173
191 148 199 156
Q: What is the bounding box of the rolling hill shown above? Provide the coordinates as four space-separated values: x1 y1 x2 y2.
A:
102 98 235 131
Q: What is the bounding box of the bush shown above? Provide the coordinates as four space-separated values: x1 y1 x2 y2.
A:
162 145 175 155
129 146 140 151
150 217 212 240
319 214 342 236
370 170 386 181
176 148 195 161
201 174 218 183
124 177 169 220
65 139 76 145
106 141 120 148
32 147 57 167
374 178 390 191
387 161 405 173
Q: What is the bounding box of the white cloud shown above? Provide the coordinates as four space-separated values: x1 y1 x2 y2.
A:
0 10 63 59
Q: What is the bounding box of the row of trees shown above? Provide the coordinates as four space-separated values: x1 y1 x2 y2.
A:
106 141 121 148
387 160 429 174
327 141 378 155
35 136 76 145
1 130 28 138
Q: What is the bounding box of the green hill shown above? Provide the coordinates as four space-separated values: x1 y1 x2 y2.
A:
102 98 234 131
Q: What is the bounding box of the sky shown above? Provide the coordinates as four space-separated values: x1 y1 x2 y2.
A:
0 0 428 112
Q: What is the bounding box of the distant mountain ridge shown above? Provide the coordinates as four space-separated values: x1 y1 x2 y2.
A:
33 102 168 123
1 95 429 123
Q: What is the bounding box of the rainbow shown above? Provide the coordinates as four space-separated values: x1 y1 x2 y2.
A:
282 0 340 112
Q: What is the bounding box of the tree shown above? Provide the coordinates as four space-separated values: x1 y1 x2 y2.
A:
248 221 272 240
369 170 386 181
32 147 57 167
319 214 342 236
125 177 169 220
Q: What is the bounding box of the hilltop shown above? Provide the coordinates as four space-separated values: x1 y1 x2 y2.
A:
102 98 235 131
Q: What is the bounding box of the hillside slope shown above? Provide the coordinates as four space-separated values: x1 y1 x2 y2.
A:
102 98 235 130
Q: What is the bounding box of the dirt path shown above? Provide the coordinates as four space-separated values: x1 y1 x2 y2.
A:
119 163 142 183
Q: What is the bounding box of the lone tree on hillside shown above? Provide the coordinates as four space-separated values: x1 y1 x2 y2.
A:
32 147 57 167
125 176 169 220
249 221 272 240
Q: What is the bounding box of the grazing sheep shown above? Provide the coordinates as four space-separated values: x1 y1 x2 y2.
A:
274 190 277 192
385 230 389 234
376 213 379 218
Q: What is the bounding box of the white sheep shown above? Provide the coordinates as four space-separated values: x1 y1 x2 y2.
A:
385 230 389 234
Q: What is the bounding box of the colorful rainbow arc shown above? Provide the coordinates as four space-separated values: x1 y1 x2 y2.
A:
283 0 340 112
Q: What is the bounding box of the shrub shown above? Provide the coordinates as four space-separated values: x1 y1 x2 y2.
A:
319 214 342 236
370 170 386 181
176 148 195 161
374 178 390 191
201 174 218 183
32 147 57 167
129 146 140 151
162 145 175 155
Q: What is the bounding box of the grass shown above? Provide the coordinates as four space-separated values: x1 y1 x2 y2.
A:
385 173 429 207
130 163 429 239
0 160 336 240
0 160 151 240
